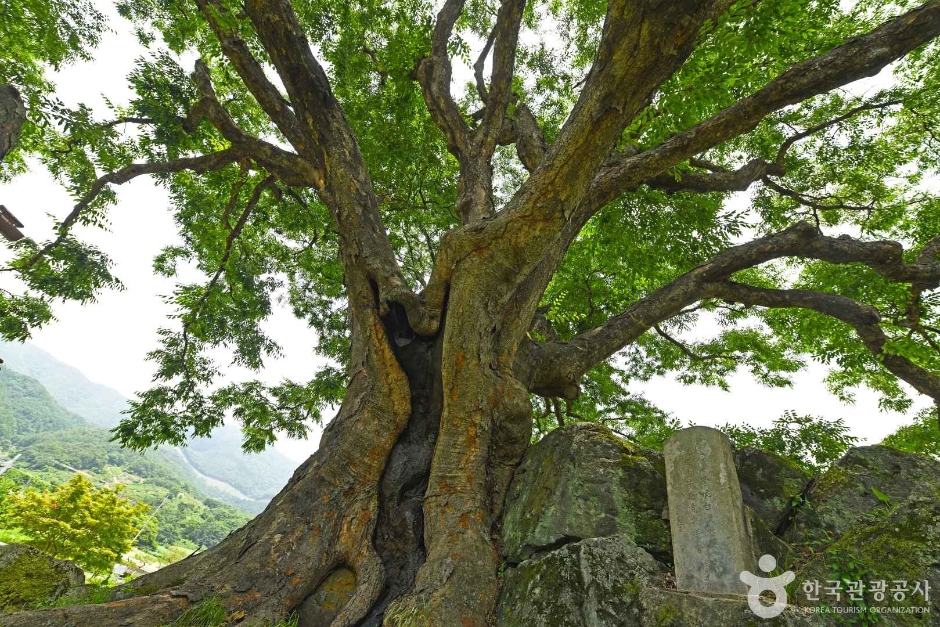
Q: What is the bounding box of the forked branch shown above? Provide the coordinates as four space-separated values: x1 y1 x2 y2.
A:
708 281 940 409
193 0 309 153
416 0 472 157
7 149 242 273
518 221 940 400
644 100 900 195
591 1 940 210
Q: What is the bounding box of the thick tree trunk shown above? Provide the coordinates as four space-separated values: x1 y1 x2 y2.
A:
3 261 534 627
0 84 25 163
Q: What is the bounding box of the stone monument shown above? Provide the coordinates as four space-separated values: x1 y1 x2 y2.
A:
664 426 753 594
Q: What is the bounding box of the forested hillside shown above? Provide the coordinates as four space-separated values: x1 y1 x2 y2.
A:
0 368 250 549
0 369 84 443
0 342 297 506
0 343 127 430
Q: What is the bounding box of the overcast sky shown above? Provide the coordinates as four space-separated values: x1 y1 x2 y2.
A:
0 3 929 463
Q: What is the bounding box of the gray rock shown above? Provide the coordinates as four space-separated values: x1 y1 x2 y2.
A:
793 490 940 620
664 426 753 595
496 535 663 627
636 588 825 626
735 447 811 532
786 445 940 545
501 423 671 564
0 544 84 610
745 506 794 569
495 534 826 626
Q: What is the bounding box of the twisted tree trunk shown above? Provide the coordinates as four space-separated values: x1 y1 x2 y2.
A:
5 2 940 626
2 255 534 627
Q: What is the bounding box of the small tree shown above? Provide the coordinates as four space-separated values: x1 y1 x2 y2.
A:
1 474 151 577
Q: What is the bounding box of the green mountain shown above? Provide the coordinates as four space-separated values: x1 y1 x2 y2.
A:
0 342 127 430
0 342 297 506
0 371 251 549
0 369 84 443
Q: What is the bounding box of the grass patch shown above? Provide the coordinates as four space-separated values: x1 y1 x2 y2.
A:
33 584 113 609
166 598 298 627
170 598 228 627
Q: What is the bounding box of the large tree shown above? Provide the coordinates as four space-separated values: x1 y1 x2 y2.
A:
3 0 940 623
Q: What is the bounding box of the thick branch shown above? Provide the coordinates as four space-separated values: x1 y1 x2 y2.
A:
498 102 549 172
503 0 730 227
416 0 471 157
708 281 940 405
193 0 309 153
518 221 940 397
9 149 242 273
243 0 429 332
591 1 940 207
189 60 320 187
476 0 527 157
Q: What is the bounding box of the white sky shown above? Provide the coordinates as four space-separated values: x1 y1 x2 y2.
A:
0 2 929 463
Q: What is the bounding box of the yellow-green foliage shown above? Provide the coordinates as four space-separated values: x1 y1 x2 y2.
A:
1 474 151 576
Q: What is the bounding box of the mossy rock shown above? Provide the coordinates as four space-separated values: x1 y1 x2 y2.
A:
793 492 940 624
496 534 662 627
734 448 811 532
496 533 826 627
636 589 829 626
501 423 671 564
786 446 940 546
0 543 84 611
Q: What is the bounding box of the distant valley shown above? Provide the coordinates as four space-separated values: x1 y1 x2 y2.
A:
0 342 301 517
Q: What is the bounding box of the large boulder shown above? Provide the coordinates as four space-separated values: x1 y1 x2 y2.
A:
734 447 812 532
501 423 671 564
496 534 663 627
496 534 824 626
636 588 822 626
0 544 84 611
785 445 940 545
792 491 940 621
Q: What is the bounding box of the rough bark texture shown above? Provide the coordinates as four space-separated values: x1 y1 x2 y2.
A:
6 1 940 626
0 84 25 162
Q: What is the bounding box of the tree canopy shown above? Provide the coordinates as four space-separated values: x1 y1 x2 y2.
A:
1 0 940 452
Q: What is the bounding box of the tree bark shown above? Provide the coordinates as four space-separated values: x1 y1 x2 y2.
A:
2 254 535 627
6 2 940 626
0 84 25 163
